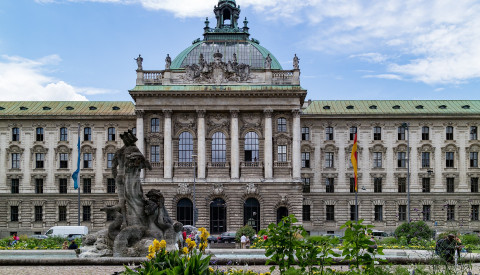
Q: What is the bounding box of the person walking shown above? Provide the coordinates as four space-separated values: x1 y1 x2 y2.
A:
10 233 19 246
240 234 247 249
68 240 78 250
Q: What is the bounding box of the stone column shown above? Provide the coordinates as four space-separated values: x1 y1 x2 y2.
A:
197 110 206 179
264 109 273 179
135 110 145 179
292 109 301 181
230 110 240 179
163 110 173 179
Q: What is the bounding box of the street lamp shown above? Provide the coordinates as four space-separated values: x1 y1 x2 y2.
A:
401 123 411 222
192 154 197 227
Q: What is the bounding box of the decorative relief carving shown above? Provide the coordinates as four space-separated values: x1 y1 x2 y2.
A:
206 113 230 134
393 144 410 154
8 123 23 128
196 110 206 118
245 183 257 195
104 123 119 128
174 113 197 134
213 183 224 195
177 183 190 195
145 133 163 144
230 110 239 118
54 145 72 160
441 144 459 153
135 110 145 118
240 113 262 133
292 109 301 118
264 109 273 118
163 110 172 118
275 133 292 145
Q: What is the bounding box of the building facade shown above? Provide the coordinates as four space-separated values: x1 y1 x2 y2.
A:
0 0 479 237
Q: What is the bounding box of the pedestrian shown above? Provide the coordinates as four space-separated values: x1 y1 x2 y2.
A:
246 236 250 248
241 234 247 249
436 234 458 263
182 229 187 246
62 241 69 250
10 233 19 246
68 240 78 250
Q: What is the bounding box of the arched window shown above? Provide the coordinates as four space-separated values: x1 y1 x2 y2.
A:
179 131 193 163
277 117 287 132
212 132 226 163
60 127 68 141
108 127 116 141
276 207 288 224
244 198 260 232
177 198 193 226
244 132 259 162
210 198 227 234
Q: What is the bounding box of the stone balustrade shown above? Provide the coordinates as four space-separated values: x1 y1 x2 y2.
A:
274 161 291 168
208 162 230 168
241 161 263 168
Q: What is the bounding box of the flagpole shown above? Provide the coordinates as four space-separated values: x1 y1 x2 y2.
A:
77 123 81 226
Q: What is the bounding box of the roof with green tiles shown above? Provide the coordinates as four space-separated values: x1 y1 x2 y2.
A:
0 101 135 116
303 100 480 116
130 85 302 92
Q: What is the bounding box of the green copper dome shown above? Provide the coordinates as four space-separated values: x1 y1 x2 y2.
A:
170 0 283 70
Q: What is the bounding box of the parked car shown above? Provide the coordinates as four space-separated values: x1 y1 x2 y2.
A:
207 235 218 243
217 232 236 243
67 234 85 241
30 234 48 240
45 226 89 238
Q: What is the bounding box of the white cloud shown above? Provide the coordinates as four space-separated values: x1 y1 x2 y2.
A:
0 55 114 101
363 74 402 80
350 53 388 64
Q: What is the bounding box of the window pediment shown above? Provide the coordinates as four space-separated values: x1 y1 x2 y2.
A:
441 144 459 153
7 145 24 154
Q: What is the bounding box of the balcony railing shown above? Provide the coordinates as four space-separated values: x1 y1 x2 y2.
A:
174 162 196 168
274 161 291 168
208 162 230 168
241 161 263 168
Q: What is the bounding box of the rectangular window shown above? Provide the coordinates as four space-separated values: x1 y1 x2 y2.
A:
373 152 382 168
83 206 91 221
398 178 406 193
11 153 20 169
107 153 114 168
11 179 19 194
421 152 430 168
374 205 383 221
151 118 160 132
59 178 67 194
107 178 116 194
302 178 310 193
301 152 310 168
10 206 19 222
350 205 357 221
326 205 335 221
83 153 92 168
326 178 334 193
12 128 20 141
373 127 381 140
35 153 44 169
447 205 455 221
84 127 92 141
60 127 68 141
302 205 311 221
277 118 287 132
59 206 67 222
398 205 407 221
397 152 406 168
277 145 287 162
472 178 479 193
472 205 479 221
446 126 454 140
83 178 92 194
59 153 68 168
35 178 43 194
150 145 160 163
398 127 405 140
447 177 455 193
36 128 44 142
325 152 334 168
423 205 431 221
470 152 478 168
35 206 43 222
350 178 355 193
374 177 382 193
107 127 116 141
350 127 357 141
446 152 454 168
422 126 429 140
301 127 310 141
471 126 478 140
422 178 431 193
325 127 334 140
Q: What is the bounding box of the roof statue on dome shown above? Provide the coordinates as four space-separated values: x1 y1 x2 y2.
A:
165 54 171 70
293 54 300 70
134 54 143 70
265 54 272 70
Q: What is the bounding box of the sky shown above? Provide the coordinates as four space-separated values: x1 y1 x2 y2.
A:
0 0 479 102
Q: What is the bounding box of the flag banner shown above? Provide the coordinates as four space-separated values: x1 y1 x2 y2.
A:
72 126 81 189
350 132 358 192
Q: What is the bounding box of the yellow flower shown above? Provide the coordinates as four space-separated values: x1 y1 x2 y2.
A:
153 239 161 252
146 252 155 259
148 245 155 253
188 240 196 249
209 267 214 273
182 247 189 254
159 240 167 249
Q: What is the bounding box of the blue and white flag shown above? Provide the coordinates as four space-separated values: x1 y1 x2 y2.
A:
72 125 81 189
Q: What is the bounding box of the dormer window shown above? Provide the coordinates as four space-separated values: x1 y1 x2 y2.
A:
112 106 120 110
346 105 354 110
393 105 401 109
369 105 377 109
462 105 470 109
416 105 424 109
439 105 447 109
43 106 51 110
20 106 28 110
323 106 330 110
89 106 97 110
66 106 74 110
0 107 4 110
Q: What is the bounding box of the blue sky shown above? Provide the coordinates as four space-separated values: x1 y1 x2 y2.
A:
0 0 479 102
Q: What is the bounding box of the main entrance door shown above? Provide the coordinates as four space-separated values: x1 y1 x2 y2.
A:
210 198 227 233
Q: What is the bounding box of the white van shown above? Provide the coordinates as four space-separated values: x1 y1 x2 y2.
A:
45 226 88 238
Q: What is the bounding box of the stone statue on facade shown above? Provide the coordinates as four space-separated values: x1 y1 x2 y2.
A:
134 54 143 70
165 54 171 70
265 54 272 69
80 130 183 258
293 54 299 70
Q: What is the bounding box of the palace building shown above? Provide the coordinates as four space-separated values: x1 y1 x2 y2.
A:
0 0 479 238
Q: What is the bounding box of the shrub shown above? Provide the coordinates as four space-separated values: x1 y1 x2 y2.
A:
379 237 397 245
394 221 434 244
460 234 480 246
235 225 255 243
